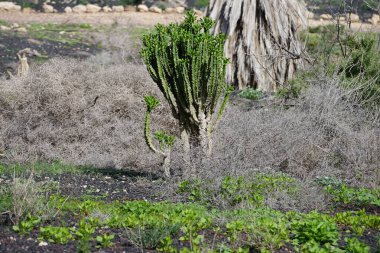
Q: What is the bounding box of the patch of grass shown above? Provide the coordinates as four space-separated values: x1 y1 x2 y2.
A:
238 88 263 101
178 173 298 208
0 161 87 177
0 19 9 26
27 23 95 46
316 177 380 207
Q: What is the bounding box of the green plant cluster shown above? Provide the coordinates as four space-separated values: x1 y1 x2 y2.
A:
6 182 378 252
238 88 263 101
300 25 380 106
3 163 379 252
316 177 380 207
178 173 298 207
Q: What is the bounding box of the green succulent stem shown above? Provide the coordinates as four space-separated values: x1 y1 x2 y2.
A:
142 11 232 174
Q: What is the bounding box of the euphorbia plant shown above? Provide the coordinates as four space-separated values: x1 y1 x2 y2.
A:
141 11 232 176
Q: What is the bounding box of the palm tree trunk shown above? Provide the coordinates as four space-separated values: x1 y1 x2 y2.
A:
206 0 307 92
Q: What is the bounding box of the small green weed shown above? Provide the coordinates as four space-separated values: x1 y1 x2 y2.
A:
316 177 380 207
12 215 41 234
39 226 75 244
238 88 263 101
179 173 297 207
344 237 370 253
96 233 114 248
291 212 340 249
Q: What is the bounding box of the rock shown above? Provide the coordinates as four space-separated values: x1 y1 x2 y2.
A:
0 2 21 12
124 5 136 12
72 4 87 13
175 6 185 14
193 8 203 16
102 6 111 13
18 48 41 56
38 241 48 246
137 4 148 12
320 14 333 21
42 4 54 13
27 38 42 45
86 4 101 13
16 27 27 33
64 6 72 13
11 23 19 28
370 14 379 25
165 7 175 13
0 25 11 31
338 16 346 22
149 6 162 14
112 5 124 12
22 7 35 13
347 13 360 23
306 10 314 19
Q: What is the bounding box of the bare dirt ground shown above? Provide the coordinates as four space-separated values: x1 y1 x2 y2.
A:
0 12 185 27
1 12 380 32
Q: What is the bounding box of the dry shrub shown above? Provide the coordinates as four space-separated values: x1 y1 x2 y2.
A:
0 54 379 210
191 74 380 190
0 56 176 172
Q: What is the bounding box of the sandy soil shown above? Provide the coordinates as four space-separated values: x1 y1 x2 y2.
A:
0 12 185 27
1 12 379 32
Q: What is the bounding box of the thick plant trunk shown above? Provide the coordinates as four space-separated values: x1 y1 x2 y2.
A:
206 0 307 91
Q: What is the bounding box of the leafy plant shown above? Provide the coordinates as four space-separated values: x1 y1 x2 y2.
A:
316 177 380 207
238 88 263 101
291 213 339 248
344 237 370 253
141 11 233 167
143 95 176 177
12 215 41 234
340 34 380 106
96 233 115 248
39 226 75 244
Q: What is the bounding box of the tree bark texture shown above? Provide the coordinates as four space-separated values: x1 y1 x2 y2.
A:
206 0 307 91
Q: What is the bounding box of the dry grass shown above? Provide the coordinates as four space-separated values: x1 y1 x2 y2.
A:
198 74 380 188
0 56 176 172
0 54 379 210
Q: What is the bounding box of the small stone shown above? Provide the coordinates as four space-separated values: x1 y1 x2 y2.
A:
0 25 12 30
0 2 21 12
370 14 379 25
112 5 124 12
193 9 203 16
72 4 87 13
165 7 175 13
348 13 360 23
64 6 72 13
124 5 136 12
102 6 111 13
137 4 148 12
82 185 87 188
175 6 185 14
38 241 48 246
11 23 19 28
306 10 314 19
16 27 27 33
96 189 100 193
42 4 54 13
27 39 42 45
22 7 35 13
86 4 101 13
320 14 333 21
149 6 162 14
